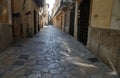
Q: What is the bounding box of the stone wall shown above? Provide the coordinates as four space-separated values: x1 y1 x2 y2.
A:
88 27 120 73
0 24 12 52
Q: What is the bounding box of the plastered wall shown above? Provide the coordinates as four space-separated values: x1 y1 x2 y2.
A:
110 0 120 30
90 0 113 29
0 0 12 51
12 0 39 38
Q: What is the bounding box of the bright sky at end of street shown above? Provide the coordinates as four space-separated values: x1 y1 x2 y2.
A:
46 0 55 15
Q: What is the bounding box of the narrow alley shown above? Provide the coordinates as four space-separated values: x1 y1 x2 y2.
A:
0 0 120 78
0 26 119 78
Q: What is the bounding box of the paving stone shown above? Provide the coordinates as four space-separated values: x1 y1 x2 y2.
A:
63 71 72 78
31 70 41 74
53 74 66 78
64 66 73 72
90 74 103 78
32 65 42 70
0 26 119 78
42 73 53 78
4 71 14 76
50 67 64 75
70 76 79 78
15 68 26 76
60 61 70 67
27 59 37 65
12 60 25 66
46 57 53 61
19 54 29 60
14 44 23 47
38 61 48 65
1 75 16 78
24 70 31 76
0 55 16 66
0 73 4 77
28 55 37 60
47 60 55 64
28 74 41 78
70 69 81 75
48 63 60 69
0 69 5 73
12 66 24 71
17 75 27 78
40 67 49 73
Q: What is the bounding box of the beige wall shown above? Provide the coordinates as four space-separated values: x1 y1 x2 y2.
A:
53 11 63 29
12 0 40 38
0 0 12 24
42 4 49 26
12 0 24 38
32 0 40 34
0 0 12 51
90 0 113 29
0 0 9 23
12 0 24 13
88 0 120 73
110 0 120 30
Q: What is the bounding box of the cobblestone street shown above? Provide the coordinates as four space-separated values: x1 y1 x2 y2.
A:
0 25 119 78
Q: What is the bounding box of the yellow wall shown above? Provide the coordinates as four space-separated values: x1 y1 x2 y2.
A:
90 0 113 29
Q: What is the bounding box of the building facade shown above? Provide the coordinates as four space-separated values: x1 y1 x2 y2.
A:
52 0 120 74
42 3 49 26
52 0 76 34
0 0 12 51
0 0 45 51
12 0 45 39
87 0 120 74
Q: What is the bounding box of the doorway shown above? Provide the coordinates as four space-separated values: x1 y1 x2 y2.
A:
77 0 90 45
34 10 37 34
38 14 40 31
69 7 75 36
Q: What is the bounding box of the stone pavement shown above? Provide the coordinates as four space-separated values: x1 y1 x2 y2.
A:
0 25 119 78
